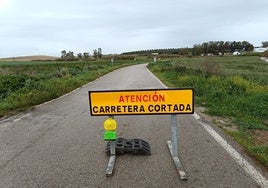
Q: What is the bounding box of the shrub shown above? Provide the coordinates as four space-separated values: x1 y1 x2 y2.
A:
200 59 221 77
0 75 30 99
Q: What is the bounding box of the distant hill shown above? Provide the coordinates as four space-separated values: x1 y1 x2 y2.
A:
0 55 58 61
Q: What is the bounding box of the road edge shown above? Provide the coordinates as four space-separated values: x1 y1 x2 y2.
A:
146 64 268 188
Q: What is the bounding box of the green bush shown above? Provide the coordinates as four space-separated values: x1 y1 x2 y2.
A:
0 75 31 99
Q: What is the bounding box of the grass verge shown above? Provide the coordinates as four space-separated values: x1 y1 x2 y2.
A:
0 59 142 118
147 56 268 167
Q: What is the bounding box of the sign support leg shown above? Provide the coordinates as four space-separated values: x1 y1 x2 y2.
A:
106 141 116 176
106 115 116 176
167 115 187 180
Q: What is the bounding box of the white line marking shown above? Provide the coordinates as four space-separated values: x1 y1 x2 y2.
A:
192 112 200 120
197 119 268 188
146 66 268 187
13 113 31 122
146 65 168 89
0 113 31 128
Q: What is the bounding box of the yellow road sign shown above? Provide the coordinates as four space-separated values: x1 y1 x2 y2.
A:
88 89 194 116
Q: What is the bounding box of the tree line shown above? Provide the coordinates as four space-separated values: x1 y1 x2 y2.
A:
58 41 268 60
60 48 102 61
122 41 268 56
192 41 254 56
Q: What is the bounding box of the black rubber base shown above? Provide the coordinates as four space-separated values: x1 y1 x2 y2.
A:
106 138 151 155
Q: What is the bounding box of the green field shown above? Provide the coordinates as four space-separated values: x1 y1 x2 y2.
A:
0 59 144 118
147 56 268 167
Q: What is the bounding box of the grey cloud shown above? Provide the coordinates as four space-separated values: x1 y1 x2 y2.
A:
0 0 267 57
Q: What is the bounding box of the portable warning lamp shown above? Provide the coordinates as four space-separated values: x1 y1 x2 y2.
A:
103 117 117 141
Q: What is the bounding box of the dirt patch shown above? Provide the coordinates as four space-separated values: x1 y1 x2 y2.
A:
196 106 268 146
251 130 268 146
195 107 239 132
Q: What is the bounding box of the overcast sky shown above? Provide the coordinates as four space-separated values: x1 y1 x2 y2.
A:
0 0 267 57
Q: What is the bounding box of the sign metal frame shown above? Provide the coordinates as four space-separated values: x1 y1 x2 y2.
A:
88 88 194 179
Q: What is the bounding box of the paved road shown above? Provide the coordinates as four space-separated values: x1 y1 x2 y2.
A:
0 64 267 187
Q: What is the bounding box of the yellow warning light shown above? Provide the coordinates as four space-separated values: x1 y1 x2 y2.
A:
104 118 117 131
